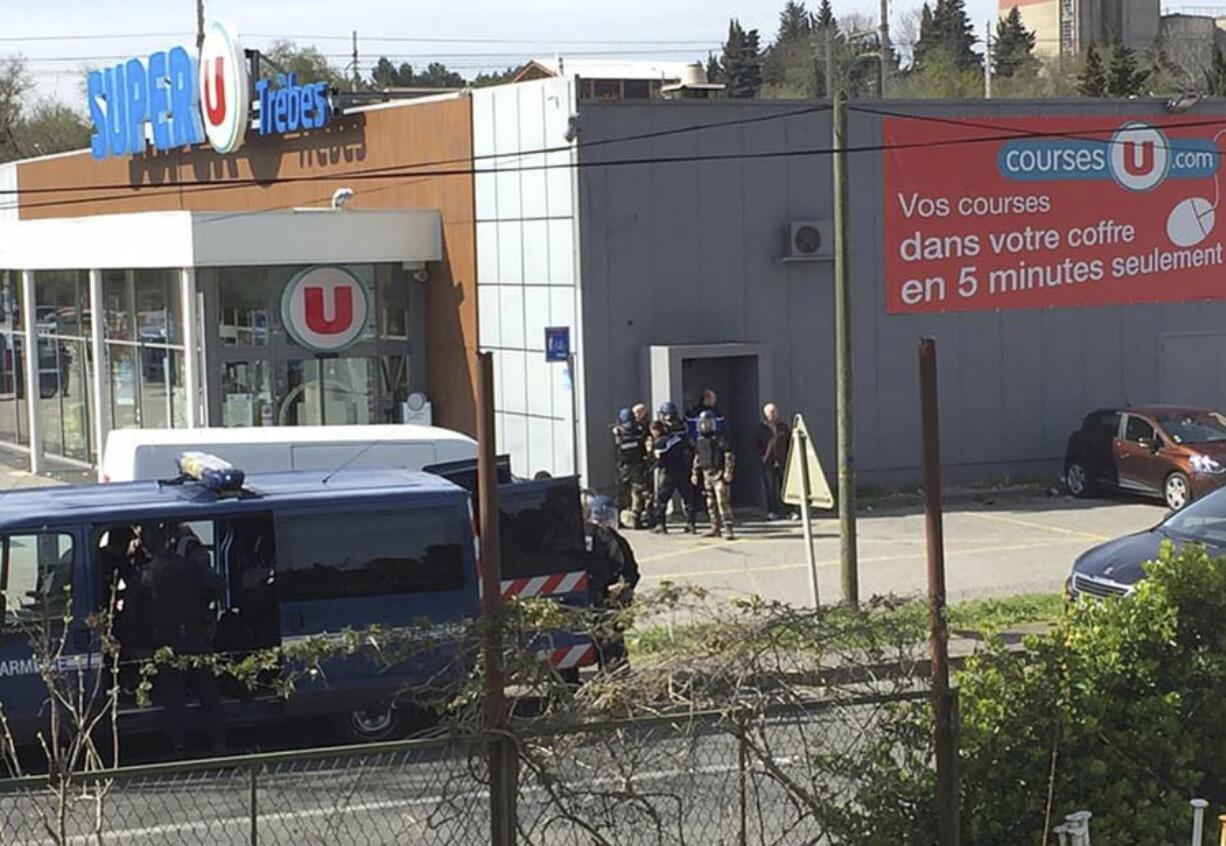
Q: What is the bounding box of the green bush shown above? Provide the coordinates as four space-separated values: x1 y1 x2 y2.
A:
958 542 1226 844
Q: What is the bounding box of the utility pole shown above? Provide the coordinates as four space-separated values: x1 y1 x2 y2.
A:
984 21 993 99
831 88 859 606
195 0 205 50
878 0 890 96
919 338 958 846
351 30 360 92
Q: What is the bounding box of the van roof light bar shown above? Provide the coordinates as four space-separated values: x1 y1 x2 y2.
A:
175 451 246 493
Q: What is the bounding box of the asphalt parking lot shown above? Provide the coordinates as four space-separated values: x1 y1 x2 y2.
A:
629 494 1165 604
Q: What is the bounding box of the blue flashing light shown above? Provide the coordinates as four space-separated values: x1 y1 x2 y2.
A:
177 451 245 492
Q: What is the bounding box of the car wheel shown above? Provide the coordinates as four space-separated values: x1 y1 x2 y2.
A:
336 702 404 744
1065 461 1092 497
1164 472 1192 511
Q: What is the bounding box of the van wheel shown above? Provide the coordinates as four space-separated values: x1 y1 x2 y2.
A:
1065 461 1093 498
337 702 404 744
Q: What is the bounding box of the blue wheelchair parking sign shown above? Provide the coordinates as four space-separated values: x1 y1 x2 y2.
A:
545 327 570 362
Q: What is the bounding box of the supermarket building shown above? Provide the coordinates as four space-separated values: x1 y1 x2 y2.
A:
6 35 1226 502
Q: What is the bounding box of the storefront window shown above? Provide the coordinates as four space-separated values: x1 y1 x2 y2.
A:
34 271 92 462
205 264 417 428
100 270 186 436
0 272 27 447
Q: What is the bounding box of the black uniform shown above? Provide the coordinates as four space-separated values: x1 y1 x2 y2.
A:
653 417 697 531
140 542 226 754
585 522 641 667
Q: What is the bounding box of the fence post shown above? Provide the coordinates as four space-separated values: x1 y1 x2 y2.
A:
249 765 258 846
737 721 748 846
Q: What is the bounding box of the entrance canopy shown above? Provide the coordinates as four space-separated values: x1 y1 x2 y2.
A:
0 208 442 270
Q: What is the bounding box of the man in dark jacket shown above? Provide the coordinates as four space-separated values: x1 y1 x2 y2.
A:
650 403 697 534
755 402 796 521
612 407 651 528
139 523 226 755
583 493 641 668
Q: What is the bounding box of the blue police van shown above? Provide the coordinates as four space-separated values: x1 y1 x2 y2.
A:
0 457 593 749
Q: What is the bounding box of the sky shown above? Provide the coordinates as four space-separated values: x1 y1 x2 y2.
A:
4 0 1005 108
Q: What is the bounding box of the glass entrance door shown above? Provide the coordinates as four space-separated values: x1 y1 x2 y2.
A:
277 358 376 427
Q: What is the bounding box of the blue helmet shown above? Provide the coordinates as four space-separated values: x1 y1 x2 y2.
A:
617 407 633 425
658 401 678 418
698 409 717 433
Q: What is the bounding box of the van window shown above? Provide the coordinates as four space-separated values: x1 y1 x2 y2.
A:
501 483 585 579
1 533 73 625
275 508 465 601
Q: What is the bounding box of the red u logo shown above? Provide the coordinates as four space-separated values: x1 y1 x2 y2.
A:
203 57 226 126
303 286 354 335
1122 140 1154 176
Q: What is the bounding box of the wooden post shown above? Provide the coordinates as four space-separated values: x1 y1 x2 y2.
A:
920 337 958 845
477 352 517 845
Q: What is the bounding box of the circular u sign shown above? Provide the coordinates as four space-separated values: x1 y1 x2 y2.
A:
198 21 250 155
281 267 370 352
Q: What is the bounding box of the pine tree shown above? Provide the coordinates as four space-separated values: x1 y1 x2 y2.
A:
815 0 838 32
706 52 722 84
1107 42 1148 97
932 0 979 70
992 7 1037 78
1078 44 1107 97
720 19 764 98
763 2 813 88
778 1 814 41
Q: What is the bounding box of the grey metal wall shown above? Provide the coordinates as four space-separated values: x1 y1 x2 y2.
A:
576 97 1226 492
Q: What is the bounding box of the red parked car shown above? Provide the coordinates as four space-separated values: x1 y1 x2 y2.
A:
1064 407 1226 510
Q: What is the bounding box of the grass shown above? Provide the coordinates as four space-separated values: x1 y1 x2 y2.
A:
627 593 1065 660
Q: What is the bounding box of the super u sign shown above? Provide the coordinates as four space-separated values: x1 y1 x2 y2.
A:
281 267 370 353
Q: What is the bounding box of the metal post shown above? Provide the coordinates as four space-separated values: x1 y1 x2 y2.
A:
796 430 820 607
478 352 517 846
919 338 957 846
567 352 580 480
20 270 42 474
984 22 993 99
88 269 109 475
179 268 199 428
1218 813 1226 846
351 31 360 92
248 766 257 846
832 89 859 606
737 726 748 846
1192 799 1208 846
196 0 205 50
1065 810 1091 845
879 0 891 96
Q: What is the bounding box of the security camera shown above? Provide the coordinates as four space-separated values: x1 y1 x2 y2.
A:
331 187 355 209
563 114 580 143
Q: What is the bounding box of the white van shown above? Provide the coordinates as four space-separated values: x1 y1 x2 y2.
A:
100 424 478 483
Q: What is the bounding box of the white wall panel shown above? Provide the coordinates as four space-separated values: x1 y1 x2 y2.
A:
522 220 549 283
496 220 523 285
527 413 553 478
523 286 550 353
547 219 574 286
0 164 17 223
501 413 530 477
478 284 500 347
526 353 554 417
476 221 499 283
500 349 527 415
499 286 525 349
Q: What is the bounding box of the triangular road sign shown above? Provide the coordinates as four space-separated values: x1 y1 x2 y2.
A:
782 414 834 510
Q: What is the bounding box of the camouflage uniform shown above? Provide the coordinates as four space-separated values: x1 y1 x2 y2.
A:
693 429 736 538
614 420 651 527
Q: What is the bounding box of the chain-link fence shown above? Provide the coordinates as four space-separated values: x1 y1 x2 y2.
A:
0 691 933 845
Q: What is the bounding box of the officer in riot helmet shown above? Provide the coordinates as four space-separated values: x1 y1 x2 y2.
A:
612 407 651 529
582 492 640 668
693 410 736 539
651 402 697 534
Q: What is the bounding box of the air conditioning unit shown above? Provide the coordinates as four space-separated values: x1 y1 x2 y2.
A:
783 221 834 262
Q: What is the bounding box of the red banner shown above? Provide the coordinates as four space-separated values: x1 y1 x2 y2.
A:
883 114 1226 313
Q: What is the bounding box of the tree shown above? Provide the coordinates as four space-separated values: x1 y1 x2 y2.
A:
18 101 90 158
371 57 401 87
369 58 465 88
815 0 837 32
0 58 30 163
719 19 764 98
1209 46 1226 96
1107 41 1148 96
1078 44 1108 97
914 0 978 71
763 1 821 97
260 40 349 91
705 52 722 84
898 45 984 97
992 7 1038 78
472 67 519 88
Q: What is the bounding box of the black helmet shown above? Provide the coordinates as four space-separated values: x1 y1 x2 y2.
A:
698 410 717 434
658 401 678 418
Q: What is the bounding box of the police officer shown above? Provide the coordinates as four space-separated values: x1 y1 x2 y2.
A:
583 493 641 668
651 402 697 534
612 407 651 528
139 522 226 755
692 410 736 539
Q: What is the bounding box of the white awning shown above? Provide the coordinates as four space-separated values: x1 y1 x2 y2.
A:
0 208 442 270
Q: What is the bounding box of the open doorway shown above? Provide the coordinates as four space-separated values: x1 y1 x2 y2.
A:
644 343 772 508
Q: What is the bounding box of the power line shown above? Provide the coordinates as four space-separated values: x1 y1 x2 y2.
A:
8 108 1226 215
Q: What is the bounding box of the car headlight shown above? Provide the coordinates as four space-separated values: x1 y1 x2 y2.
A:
1190 454 1225 475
